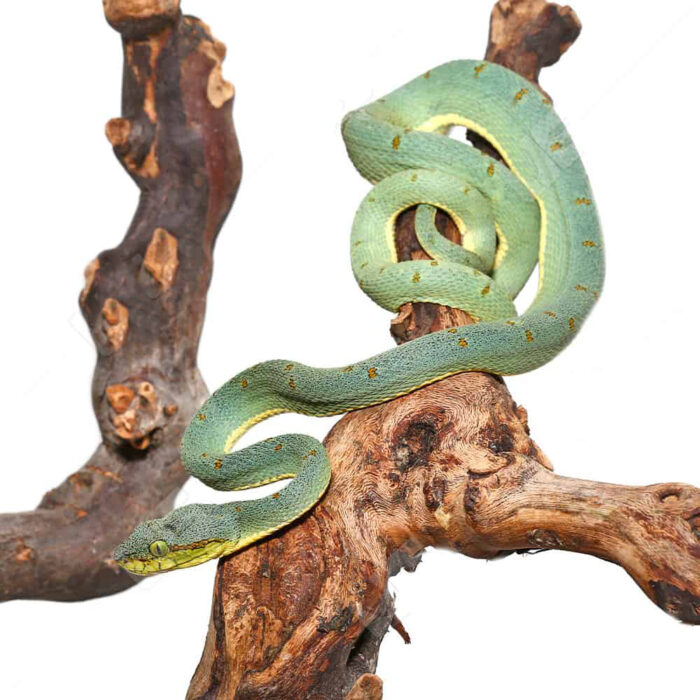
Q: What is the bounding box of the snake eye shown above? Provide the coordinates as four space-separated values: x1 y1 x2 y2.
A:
149 540 170 558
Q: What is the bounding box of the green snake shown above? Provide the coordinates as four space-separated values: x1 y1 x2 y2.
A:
114 59 603 575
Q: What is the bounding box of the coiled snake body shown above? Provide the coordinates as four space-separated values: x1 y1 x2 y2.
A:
115 60 603 574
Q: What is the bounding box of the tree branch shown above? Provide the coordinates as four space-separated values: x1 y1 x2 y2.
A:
188 1 699 697
0 0 241 602
183 1 698 697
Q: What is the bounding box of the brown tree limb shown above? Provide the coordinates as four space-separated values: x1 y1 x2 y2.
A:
191 373 700 699
188 1 698 698
0 0 241 601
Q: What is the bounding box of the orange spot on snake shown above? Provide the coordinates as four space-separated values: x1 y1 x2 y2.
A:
285 364 293 370
412 271 421 283
458 338 468 347
525 330 534 343
543 311 556 318
241 379 248 388
481 285 490 295
197 413 206 421
447 328 457 334
474 63 486 77
550 142 563 152
487 163 495 177
272 493 281 499
392 136 401 150
582 240 597 247
215 459 222 470
289 379 296 390
514 88 529 102
424 71 431 78
575 197 592 206
343 365 354 373
275 444 283 451
575 285 588 291
368 367 378 379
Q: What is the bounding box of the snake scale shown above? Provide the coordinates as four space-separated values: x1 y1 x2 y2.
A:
115 60 603 574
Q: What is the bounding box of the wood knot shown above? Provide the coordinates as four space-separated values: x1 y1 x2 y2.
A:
144 228 178 290
199 32 235 108
138 381 157 408
103 0 180 37
479 421 515 454
14 539 34 564
106 384 135 414
105 118 132 148
80 258 100 306
112 410 140 445
101 298 129 350
105 116 159 178
392 416 438 471
346 674 384 700
103 379 174 449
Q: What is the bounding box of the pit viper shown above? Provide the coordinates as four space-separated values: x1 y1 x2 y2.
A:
115 59 603 574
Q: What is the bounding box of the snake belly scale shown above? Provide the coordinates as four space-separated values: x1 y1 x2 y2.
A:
115 60 603 574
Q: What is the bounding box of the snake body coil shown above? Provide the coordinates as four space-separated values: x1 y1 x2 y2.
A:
115 60 603 574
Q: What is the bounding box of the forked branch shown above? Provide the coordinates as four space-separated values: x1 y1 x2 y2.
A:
187 2 698 699
0 0 241 601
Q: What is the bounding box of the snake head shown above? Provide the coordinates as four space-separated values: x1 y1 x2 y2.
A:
113 503 240 575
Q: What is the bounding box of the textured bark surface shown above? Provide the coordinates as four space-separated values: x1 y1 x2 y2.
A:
188 2 699 698
0 1 241 601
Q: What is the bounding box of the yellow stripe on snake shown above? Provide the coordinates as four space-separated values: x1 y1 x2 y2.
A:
115 59 603 575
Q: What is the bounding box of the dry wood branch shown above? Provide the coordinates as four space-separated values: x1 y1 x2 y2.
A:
188 1 698 698
0 2 241 601
191 372 700 698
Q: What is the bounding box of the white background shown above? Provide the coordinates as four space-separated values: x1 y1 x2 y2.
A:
1 0 697 697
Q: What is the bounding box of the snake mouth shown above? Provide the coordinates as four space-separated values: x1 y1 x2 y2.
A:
116 539 233 576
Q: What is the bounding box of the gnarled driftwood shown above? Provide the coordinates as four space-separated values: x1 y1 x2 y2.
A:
187 2 699 698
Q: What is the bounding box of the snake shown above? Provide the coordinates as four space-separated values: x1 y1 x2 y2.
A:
114 59 603 575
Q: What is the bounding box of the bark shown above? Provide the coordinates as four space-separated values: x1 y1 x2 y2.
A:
188 2 699 699
0 0 241 601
